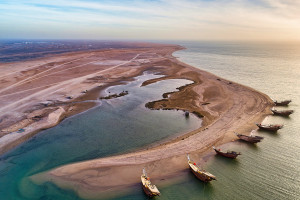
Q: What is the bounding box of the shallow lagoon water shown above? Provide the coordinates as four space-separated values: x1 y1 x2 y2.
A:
0 73 201 200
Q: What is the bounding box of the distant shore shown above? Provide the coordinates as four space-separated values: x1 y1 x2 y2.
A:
22 43 274 199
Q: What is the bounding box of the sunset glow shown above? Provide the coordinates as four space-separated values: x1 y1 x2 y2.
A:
1 0 300 41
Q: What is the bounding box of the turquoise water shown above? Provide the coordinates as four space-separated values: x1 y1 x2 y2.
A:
0 73 201 200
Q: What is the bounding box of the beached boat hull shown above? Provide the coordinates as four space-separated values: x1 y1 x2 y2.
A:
256 124 283 131
271 110 293 116
189 166 214 182
274 100 291 106
257 126 282 131
187 155 216 183
236 134 263 143
213 148 240 158
142 184 159 197
141 170 160 197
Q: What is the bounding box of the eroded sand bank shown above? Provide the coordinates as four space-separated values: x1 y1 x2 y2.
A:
26 44 274 199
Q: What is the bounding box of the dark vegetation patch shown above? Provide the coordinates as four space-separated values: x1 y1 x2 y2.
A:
99 91 129 100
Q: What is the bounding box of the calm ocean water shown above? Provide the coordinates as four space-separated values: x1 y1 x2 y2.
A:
163 41 300 200
1 41 299 199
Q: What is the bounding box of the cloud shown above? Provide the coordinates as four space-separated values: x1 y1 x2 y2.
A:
0 0 300 41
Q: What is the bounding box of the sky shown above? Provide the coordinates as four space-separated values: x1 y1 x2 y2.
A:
1 0 300 41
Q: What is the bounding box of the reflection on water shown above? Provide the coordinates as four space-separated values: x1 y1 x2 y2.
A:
0 73 201 200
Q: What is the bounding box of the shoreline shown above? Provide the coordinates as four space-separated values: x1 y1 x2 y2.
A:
0 43 183 154
28 44 274 199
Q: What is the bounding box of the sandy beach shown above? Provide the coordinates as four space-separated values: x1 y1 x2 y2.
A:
0 42 273 199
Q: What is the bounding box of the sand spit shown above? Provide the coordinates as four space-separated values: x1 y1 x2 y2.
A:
0 107 65 153
29 44 274 199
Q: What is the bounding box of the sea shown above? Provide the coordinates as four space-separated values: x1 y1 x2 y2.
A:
0 40 299 200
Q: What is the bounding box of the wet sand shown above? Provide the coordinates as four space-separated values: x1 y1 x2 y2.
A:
0 42 273 199
28 44 274 199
